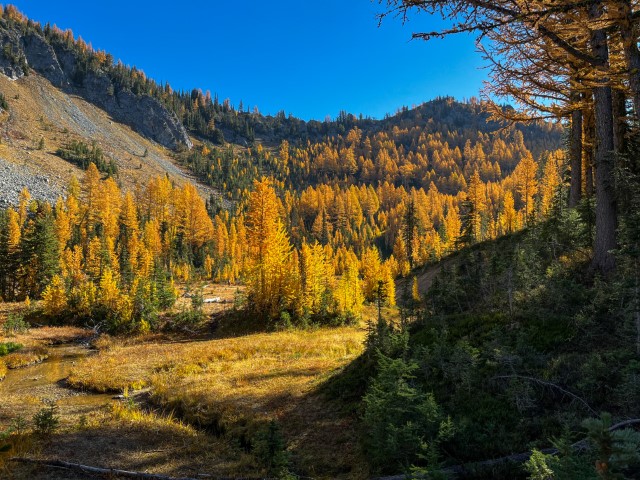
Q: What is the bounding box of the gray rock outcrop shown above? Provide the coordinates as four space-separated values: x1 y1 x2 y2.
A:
22 32 67 86
0 19 192 150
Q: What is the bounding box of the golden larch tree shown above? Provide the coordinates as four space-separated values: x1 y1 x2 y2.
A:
245 178 295 318
334 251 363 318
514 153 539 225
177 183 214 250
299 241 332 315
539 152 562 217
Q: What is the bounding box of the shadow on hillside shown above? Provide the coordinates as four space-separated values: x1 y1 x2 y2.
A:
8 419 252 480
395 228 529 306
279 389 369 478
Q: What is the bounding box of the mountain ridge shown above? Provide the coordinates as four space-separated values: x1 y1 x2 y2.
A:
0 14 192 150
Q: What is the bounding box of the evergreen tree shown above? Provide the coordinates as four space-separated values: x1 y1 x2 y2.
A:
19 206 59 297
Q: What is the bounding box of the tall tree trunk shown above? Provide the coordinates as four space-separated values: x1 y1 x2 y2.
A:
612 88 627 153
583 100 595 198
617 0 640 118
569 91 583 208
590 6 618 274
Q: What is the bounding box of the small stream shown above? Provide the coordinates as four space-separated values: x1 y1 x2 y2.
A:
0 344 113 411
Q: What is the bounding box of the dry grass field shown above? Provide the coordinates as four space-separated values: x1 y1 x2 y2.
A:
0 286 378 479
67 326 368 477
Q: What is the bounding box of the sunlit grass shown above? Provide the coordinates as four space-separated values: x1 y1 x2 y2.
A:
110 400 197 437
69 326 369 477
1 347 48 369
70 327 364 393
2 325 91 346
0 321 93 369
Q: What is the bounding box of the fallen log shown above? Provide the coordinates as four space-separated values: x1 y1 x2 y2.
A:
9 457 268 480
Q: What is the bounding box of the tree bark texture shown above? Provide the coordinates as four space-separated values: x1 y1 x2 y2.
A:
569 92 583 208
583 101 595 198
589 6 618 274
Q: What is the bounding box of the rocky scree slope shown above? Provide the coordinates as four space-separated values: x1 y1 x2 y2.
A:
0 73 224 208
0 17 192 150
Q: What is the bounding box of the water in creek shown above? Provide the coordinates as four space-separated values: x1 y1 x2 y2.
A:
0 344 113 419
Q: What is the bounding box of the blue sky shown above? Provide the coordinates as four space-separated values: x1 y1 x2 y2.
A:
8 1 488 120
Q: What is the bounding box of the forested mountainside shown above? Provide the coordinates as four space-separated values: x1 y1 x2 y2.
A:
182 97 561 199
0 4 560 152
179 102 564 291
2 2 639 480
0 4 565 294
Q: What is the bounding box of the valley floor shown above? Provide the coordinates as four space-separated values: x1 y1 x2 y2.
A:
0 286 375 479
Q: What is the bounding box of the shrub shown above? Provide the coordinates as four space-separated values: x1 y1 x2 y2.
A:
276 311 293 331
253 420 291 477
525 450 557 480
583 413 640 478
362 351 453 472
155 274 177 310
33 404 60 434
190 288 204 311
10 416 28 436
2 313 29 335
55 140 117 176
0 342 22 356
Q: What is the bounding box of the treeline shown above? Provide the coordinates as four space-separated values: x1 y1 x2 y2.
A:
0 164 213 332
188 137 564 279
0 166 396 330
186 117 543 196
0 134 565 331
176 98 566 281
0 5 563 150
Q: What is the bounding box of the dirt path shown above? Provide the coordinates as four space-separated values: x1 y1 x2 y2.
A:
395 256 455 305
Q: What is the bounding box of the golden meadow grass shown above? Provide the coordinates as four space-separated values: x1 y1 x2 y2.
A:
69 327 364 393
0 323 262 478
7 326 90 346
1 347 48 369
1 298 373 478
0 325 90 369
68 326 369 477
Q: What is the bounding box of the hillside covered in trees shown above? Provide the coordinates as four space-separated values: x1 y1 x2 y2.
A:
0 3 567 328
1 2 640 479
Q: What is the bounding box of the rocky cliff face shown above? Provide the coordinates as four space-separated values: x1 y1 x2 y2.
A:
0 20 192 150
